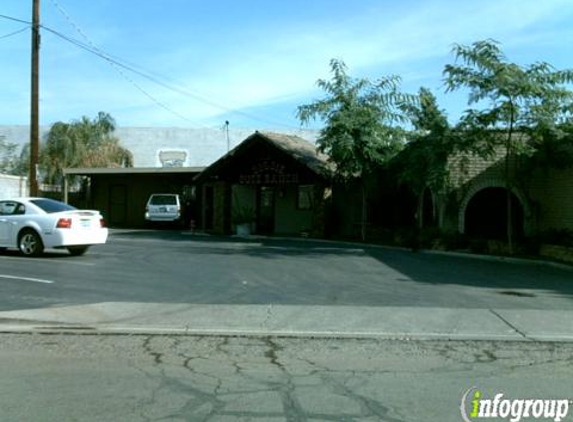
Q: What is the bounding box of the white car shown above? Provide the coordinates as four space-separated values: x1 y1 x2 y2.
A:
0 197 108 257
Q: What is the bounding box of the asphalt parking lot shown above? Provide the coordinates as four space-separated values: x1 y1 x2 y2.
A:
2 231 573 422
0 229 572 313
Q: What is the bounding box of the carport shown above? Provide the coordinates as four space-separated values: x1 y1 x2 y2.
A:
63 167 204 227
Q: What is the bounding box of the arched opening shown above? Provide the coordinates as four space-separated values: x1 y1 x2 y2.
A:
393 184 417 228
421 188 436 228
464 187 524 239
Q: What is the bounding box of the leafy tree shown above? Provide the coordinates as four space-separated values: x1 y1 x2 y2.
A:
443 39 573 252
297 59 416 240
0 136 31 177
396 88 454 229
41 112 133 189
0 135 19 175
13 144 30 177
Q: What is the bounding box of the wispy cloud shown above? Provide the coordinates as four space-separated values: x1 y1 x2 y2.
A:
147 0 572 125
2 0 570 127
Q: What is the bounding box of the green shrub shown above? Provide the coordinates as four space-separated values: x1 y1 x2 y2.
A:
418 227 441 249
520 236 541 255
367 227 394 244
393 227 416 248
469 237 488 254
435 231 468 250
539 229 573 248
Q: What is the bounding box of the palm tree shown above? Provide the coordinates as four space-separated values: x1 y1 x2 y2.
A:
40 112 133 190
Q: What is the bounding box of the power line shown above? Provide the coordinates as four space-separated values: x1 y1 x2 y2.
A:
0 14 30 25
45 1 301 130
45 1 197 124
0 10 303 130
0 26 29 40
41 27 202 124
0 13 201 127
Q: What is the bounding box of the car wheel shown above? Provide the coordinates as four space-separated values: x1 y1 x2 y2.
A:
18 229 44 257
67 246 89 256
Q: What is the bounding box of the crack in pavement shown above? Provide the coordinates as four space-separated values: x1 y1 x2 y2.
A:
3 334 573 421
262 303 273 329
489 309 532 340
126 336 573 421
134 335 407 421
142 335 164 365
263 337 308 422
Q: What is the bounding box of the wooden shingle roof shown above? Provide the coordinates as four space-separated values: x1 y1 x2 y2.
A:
255 131 331 177
195 131 332 182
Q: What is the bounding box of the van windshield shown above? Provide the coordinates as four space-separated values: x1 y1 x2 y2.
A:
149 195 178 205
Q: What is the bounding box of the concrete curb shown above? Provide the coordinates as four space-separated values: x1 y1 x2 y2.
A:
0 326 537 341
421 249 573 271
2 303 573 342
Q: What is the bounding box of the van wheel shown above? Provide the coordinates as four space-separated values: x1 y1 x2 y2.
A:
18 229 44 257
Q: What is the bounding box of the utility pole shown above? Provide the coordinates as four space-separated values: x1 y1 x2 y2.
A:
30 0 40 196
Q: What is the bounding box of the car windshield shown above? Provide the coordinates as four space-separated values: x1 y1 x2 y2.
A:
31 198 77 213
149 195 177 205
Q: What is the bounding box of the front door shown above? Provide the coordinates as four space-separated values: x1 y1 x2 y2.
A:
257 186 275 234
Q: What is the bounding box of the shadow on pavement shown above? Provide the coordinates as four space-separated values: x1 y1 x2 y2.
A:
112 229 573 301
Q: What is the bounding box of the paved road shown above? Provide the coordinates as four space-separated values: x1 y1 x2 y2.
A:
2 232 572 421
0 230 572 312
1 334 571 422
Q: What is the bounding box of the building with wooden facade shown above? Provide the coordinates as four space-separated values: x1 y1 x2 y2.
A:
194 131 332 236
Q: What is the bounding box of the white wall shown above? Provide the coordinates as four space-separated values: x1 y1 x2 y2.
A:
0 174 29 198
1 125 318 168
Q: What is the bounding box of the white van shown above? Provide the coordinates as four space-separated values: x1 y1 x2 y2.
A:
145 194 182 223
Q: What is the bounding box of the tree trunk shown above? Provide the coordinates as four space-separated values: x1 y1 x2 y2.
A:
417 189 424 229
507 182 513 254
361 182 367 241
410 189 424 252
505 106 515 255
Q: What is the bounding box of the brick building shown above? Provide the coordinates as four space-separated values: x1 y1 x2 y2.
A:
395 145 573 241
11 121 565 240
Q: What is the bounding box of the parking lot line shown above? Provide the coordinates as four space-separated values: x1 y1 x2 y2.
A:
0 256 95 266
0 274 54 284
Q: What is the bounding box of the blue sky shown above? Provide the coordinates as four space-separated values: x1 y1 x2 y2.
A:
1 0 572 130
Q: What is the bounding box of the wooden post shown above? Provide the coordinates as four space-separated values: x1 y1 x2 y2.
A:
29 0 40 196
63 173 68 204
